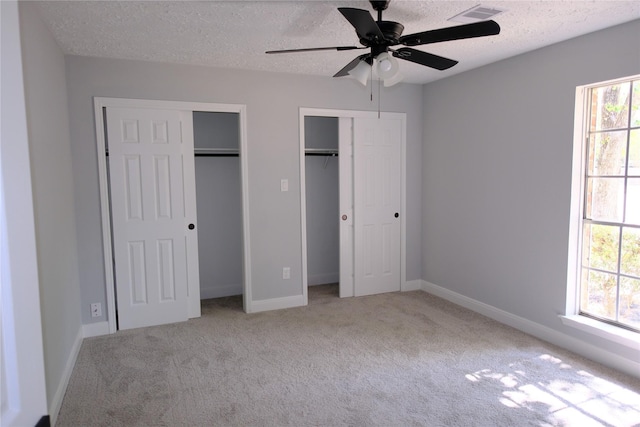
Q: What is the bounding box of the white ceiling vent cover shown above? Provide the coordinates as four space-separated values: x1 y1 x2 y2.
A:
449 5 506 24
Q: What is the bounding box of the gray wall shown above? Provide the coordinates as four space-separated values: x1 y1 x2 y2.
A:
305 117 339 285
194 112 243 298
422 20 640 363
18 1 83 412
65 56 423 323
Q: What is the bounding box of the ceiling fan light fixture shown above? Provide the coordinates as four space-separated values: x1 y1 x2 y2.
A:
348 59 371 86
383 72 403 87
375 52 399 80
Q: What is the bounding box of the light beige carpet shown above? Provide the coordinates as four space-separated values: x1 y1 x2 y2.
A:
57 285 640 426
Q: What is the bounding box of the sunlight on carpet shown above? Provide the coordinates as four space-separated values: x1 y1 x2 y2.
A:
466 353 640 426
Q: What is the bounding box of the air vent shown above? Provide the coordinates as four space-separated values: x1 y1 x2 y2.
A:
448 4 506 24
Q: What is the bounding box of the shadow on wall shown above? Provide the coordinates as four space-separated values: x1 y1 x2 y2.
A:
465 353 640 426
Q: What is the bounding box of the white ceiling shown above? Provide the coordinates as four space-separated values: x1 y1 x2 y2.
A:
36 1 640 85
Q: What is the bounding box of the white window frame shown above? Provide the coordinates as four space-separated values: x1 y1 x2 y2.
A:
563 75 640 350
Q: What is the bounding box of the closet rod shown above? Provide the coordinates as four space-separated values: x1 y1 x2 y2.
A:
304 148 338 156
195 148 239 157
304 152 338 156
195 153 239 157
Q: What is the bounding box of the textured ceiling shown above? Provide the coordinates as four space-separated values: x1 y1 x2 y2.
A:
36 1 640 84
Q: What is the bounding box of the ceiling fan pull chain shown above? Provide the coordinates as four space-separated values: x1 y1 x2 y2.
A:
378 78 381 119
370 64 374 102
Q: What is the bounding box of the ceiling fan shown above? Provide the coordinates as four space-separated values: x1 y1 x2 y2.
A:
266 0 500 85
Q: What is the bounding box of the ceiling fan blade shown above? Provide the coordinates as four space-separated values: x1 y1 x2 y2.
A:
399 20 500 46
266 46 363 54
338 7 385 40
333 54 371 77
392 48 458 71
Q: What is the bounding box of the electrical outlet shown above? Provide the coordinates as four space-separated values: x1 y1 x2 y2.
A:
283 267 290 280
91 303 102 318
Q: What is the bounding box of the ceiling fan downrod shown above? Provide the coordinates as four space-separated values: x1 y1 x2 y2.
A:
370 0 390 21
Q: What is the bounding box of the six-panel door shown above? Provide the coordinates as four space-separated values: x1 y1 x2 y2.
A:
353 116 402 296
106 107 192 330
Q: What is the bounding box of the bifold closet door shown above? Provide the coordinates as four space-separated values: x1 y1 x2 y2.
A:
352 116 402 296
106 107 200 330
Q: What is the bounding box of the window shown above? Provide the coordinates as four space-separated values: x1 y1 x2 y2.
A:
577 76 640 332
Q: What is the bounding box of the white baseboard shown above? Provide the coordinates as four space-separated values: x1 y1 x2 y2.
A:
402 279 423 292
420 280 640 379
199 284 242 300
49 326 83 426
82 321 110 338
246 294 306 313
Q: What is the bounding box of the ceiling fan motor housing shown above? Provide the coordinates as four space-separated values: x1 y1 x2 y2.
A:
363 21 404 54
370 1 391 12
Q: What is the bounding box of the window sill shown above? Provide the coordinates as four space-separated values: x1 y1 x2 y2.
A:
560 315 640 351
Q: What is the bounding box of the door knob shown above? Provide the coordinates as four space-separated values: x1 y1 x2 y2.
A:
341 214 348 221
188 223 195 230
394 213 399 218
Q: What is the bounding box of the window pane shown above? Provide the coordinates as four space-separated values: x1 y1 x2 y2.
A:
626 178 640 225
590 83 630 131
619 276 640 329
621 227 640 277
629 130 639 176
587 131 627 176
582 223 619 272
585 177 625 222
581 269 617 320
631 80 640 127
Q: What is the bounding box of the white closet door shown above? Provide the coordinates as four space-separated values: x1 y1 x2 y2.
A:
107 107 197 330
353 116 402 296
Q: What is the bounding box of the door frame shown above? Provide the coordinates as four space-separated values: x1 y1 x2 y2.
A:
299 108 407 301
1 2 49 422
95 97 251 333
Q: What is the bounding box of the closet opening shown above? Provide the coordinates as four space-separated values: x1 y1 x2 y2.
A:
304 116 340 302
193 111 244 302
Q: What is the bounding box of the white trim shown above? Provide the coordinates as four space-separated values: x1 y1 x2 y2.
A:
93 97 252 330
579 74 640 90
49 327 83 427
82 321 110 338
246 294 306 314
298 107 407 302
560 315 639 350
421 280 640 379
565 85 588 316
1 3 49 424
402 279 423 292
299 110 309 306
